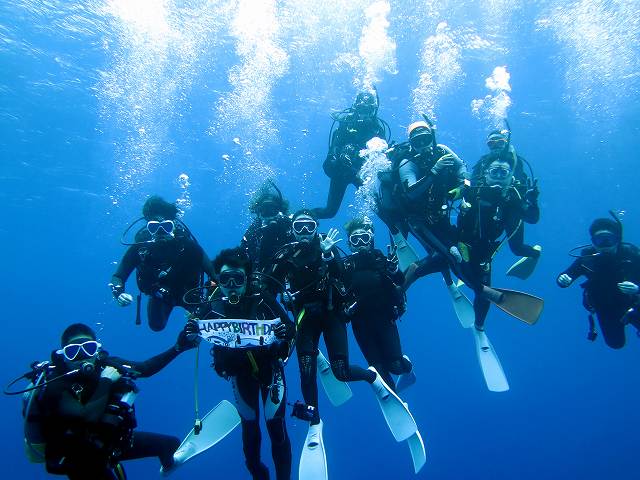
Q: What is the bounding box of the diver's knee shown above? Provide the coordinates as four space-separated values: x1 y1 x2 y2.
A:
330 359 349 382
266 418 288 445
298 353 316 381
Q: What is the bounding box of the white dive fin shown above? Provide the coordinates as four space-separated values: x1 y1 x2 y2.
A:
317 350 352 407
396 355 416 393
446 282 475 329
299 420 328 480
506 245 542 280
473 329 509 392
369 367 417 442
162 400 241 475
392 232 419 271
406 430 427 474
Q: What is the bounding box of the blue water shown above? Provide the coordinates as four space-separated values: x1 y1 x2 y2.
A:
2 1 639 479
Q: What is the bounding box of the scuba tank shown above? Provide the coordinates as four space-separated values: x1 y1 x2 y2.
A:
22 365 49 463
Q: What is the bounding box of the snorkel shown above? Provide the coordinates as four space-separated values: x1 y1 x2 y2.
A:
421 113 438 147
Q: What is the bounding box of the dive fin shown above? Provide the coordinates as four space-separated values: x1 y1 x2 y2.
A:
490 287 544 325
299 420 328 480
317 350 352 407
446 282 475 328
396 355 416 393
391 232 419 271
406 430 427 474
473 329 509 392
369 367 417 441
162 400 241 475
506 245 542 280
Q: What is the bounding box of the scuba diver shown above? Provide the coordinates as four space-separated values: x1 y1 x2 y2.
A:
241 180 294 293
557 214 640 349
377 118 472 325
13 322 196 479
312 88 391 219
186 247 296 480
341 217 415 392
377 118 466 263
472 127 541 279
269 210 418 480
448 155 543 392
457 155 541 332
110 195 214 331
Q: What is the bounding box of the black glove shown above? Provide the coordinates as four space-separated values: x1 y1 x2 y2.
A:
274 321 295 341
525 180 539 203
386 245 399 273
175 320 200 352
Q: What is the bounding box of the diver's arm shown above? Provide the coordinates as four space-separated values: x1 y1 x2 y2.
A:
313 178 349 219
515 182 540 224
520 197 540 224
506 222 539 258
112 246 140 287
556 259 586 287
399 158 433 200
389 266 405 286
325 246 344 276
263 294 294 328
200 248 215 280
434 145 468 183
112 346 181 379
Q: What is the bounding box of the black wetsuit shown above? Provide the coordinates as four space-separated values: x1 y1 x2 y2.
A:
342 249 410 389
38 349 182 479
313 115 387 219
112 225 213 331
241 215 294 293
198 292 294 480
457 182 540 328
557 244 640 349
270 237 375 424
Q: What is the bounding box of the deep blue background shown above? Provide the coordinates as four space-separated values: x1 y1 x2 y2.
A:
2 1 639 479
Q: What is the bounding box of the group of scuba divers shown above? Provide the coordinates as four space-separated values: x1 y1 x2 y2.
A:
7 88 640 480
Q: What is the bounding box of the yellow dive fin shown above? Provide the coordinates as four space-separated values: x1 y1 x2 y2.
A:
492 287 544 325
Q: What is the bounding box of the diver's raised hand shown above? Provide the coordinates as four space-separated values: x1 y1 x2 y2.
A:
320 228 342 254
175 321 200 352
116 293 133 306
274 321 295 341
110 283 133 307
618 281 639 295
525 179 540 204
557 273 573 288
